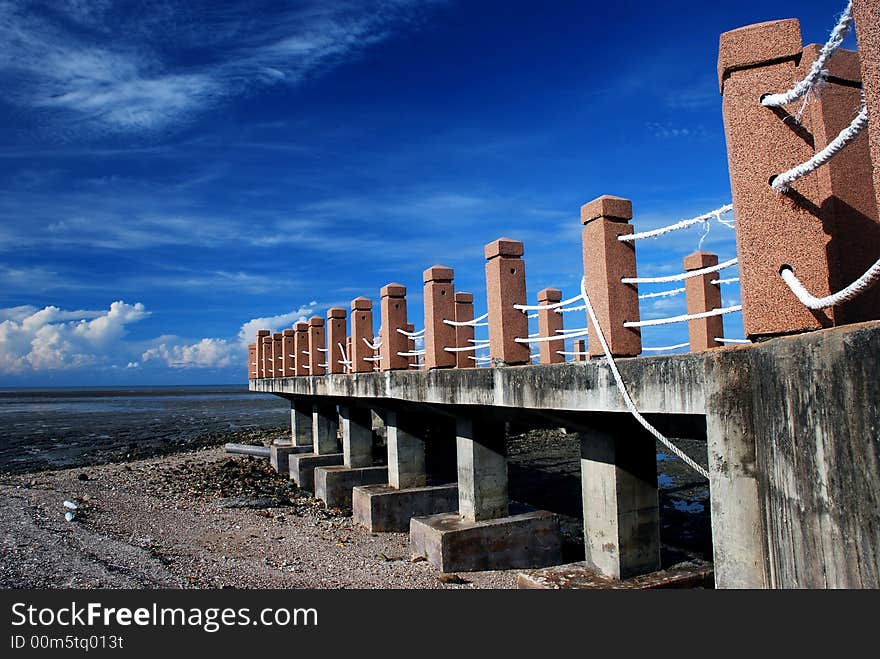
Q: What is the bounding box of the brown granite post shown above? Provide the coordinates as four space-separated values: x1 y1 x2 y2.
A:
255 329 269 378
404 323 418 368
423 265 457 370
247 343 256 380
853 0 880 213
294 322 309 376
536 288 564 364
581 196 641 358
308 316 326 376
454 292 475 369
485 238 530 365
380 284 409 371
326 308 347 375
574 339 586 362
684 251 724 351
719 19 880 338
261 335 273 377
282 329 296 377
350 297 374 374
272 333 284 378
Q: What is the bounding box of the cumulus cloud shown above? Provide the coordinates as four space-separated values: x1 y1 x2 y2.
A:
141 338 234 369
0 301 149 373
237 303 317 346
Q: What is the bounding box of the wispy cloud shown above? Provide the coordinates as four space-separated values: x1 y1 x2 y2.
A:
0 0 441 134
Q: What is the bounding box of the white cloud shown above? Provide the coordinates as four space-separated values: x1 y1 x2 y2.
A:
237 303 318 346
0 1 439 133
0 301 149 373
141 338 234 369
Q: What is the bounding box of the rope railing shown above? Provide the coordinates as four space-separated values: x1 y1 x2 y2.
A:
770 103 868 192
617 204 734 242
711 277 739 285
761 1 853 109
362 337 382 350
622 257 738 285
639 287 686 300
397 350 426 357
514 328 589 343
443 312 489 327
513 294 583 312
780 257 880 309
578 278 709 479
396 327 425 338
640 342 690 352
444 343 490 353
556 304 587 313
623 305 742 328
715 338 750 344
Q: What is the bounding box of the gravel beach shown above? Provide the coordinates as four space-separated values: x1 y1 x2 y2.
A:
0 426 710 589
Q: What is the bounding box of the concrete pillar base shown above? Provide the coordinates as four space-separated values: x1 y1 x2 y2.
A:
288 452 344 491
409 509 561 573
352 483 459 532
516 560 714 589
270 444 314 475
314 465 388 509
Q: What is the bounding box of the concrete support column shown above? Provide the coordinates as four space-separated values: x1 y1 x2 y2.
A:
261 335 273 378
386 410 426 489
255 330 269 378
312 403 339 455
719 19 879 337
307 316 326 376
423 265 456 369
580 424 660 580
380 283 409 371
456 415 508 521
350 298 374 374
340 405 373 468
684 251 724 351
574 339 586 362
247 343 256 380
536 287 564 364
281 329 295 378
485 238 529 366
293 322 308 376
326 308 347 375
291 399 313 447
581 195 641 358
453 292 475 368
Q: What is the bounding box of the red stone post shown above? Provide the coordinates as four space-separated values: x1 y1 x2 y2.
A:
423 265 457 370
326 308 347 375
261 335 273 377
255 329 269 378
247 343 256 380
308 316 326 376
404 323 418 368
684 251 724 351
854 0 880 214
581 196 641 358
350 297 374 374
380 283 409 371
294 322 308 376
719 19 880 337
574 339 587 362
485 238 530 365
536 287 564 364
346 336 352 373
282 329 296 377
454 292 475 369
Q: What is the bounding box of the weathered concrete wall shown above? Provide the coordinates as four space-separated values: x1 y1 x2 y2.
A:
705 321 880 588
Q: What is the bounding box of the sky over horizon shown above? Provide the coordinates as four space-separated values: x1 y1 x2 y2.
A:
0 0 855 386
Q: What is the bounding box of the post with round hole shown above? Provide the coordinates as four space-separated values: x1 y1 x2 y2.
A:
423 266 457 370
484 238 530 365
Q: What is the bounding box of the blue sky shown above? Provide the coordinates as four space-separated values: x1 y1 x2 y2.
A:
0 0 854 385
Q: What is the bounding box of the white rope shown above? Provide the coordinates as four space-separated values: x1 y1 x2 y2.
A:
317 347 328 352
624 305 742 328
337 342 350 367
780 257 880 309
555 304 587 313
443 312 489 327
318 362 328 367
530 352 539 359
302 364 310 370
397 350 425 357
555 350 587 356
514 294 583 312
771 103 868 192
711 277 739 285
617 204 734 242
579 278 709 479
715 338 750 344
622 257 738 284
639 287 686 300
362 337 382 350
641 342 690 352
301 350 310 356
444 344 490 352
761 1 853 108
467 338 490 344
468 355 492 362
556 327 589 334
363 356 381 362
515 329 590 343
396 327 425 338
